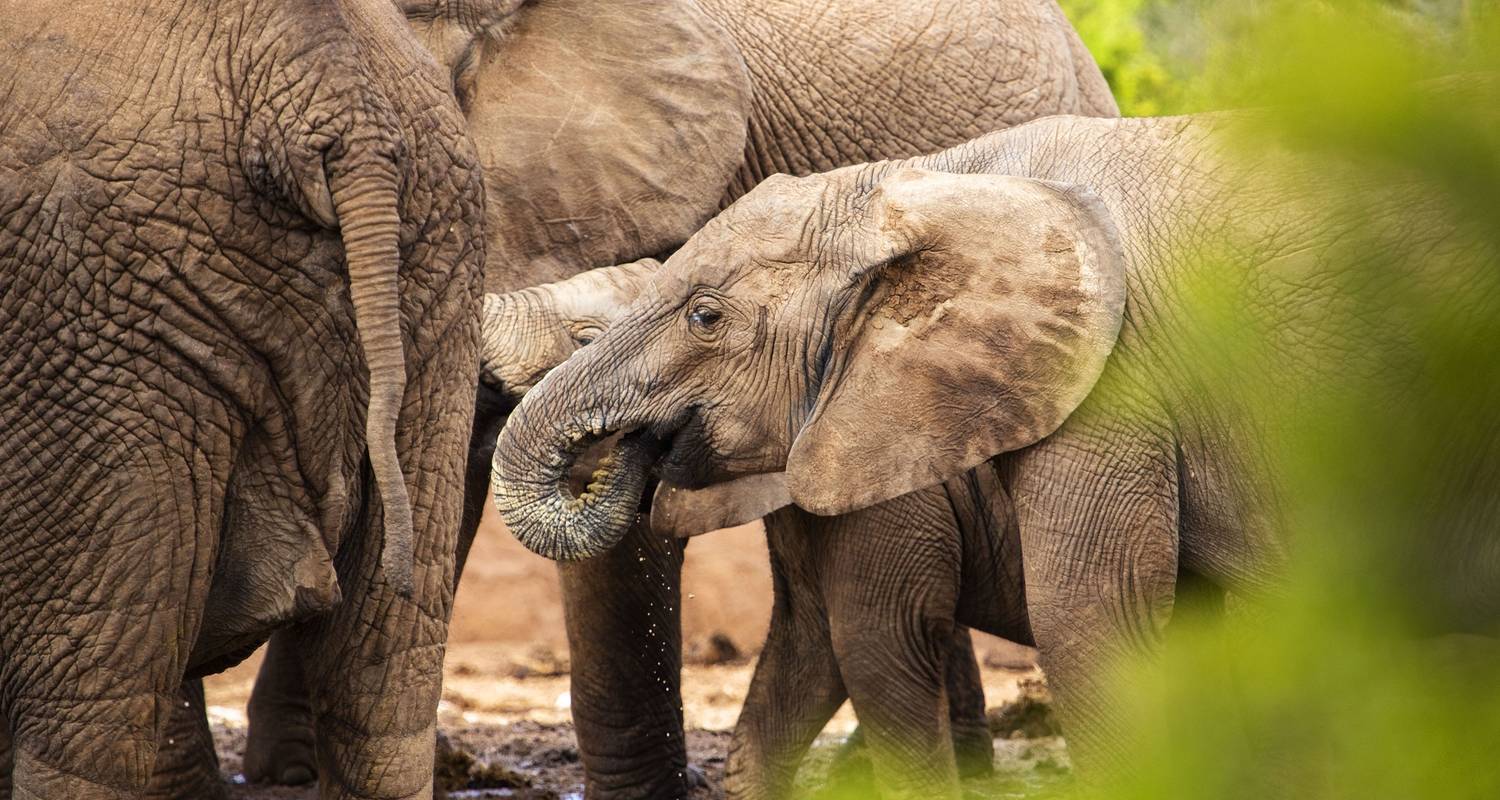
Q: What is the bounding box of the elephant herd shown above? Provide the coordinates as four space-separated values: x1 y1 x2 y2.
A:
2 0 1495 799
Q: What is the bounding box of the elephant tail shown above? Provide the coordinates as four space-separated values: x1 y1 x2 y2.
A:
331 153 415 597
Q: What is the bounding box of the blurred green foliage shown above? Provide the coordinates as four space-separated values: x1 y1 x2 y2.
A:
1069 1 1500 798
813 1 1500 797
1056 0 1188 115
1058 0 1483 116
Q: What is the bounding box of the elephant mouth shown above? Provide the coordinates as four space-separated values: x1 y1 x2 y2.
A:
553 425 665 513
650 412 722 489
545 406 718 509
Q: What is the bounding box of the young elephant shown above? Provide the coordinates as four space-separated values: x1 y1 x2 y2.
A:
494 113 1497 778
482 264 1032 798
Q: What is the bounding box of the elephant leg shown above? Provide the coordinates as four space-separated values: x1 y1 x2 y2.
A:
558 515 690 799
3 485 209 798
456 382 508 582
288 327 475 800
243 632 316 786
290 528 455 800
944 627 993 780
145 680 228 800
6 642 184 799
239 383 504 790
725 511 848 800
999 417 1180 777
832 631 960 800
823 490 965 800
1 718 11 798
817 626 990 784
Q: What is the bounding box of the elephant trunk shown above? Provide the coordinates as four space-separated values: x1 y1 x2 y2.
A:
333 166 415 596
491 339 658 561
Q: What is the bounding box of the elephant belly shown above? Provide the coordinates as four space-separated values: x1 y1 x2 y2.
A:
1174 420 1286 598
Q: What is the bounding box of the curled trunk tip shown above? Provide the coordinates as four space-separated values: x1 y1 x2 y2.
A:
491 400 656 562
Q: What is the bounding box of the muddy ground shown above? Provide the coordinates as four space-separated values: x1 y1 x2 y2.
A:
205 513 1066 798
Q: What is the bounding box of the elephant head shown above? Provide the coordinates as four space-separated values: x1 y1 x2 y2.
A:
478 259 794 538
480 257 661 403
397 0 753 293
493 165 1128 560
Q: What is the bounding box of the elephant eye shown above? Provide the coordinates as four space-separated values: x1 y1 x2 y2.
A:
569 323 603 347
687 304 723 331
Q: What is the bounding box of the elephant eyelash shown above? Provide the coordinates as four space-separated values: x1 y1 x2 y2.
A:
683 288 730 336
567 323 604 346
688 306 723 328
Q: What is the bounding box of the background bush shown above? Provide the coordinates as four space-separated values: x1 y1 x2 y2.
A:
1059 0 1481 115
1061 1 1500 797
826 2 1500 796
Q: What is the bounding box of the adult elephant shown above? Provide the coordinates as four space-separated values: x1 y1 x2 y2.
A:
0 0 484 797
492 112 1500 776
227 1 1117 797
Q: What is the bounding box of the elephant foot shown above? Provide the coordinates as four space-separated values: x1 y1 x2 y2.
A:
146 681 229 800
685 762 708 791
242 699 316 786
243 745 315 786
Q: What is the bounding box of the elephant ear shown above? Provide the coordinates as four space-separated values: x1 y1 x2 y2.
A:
786 169 1127 516
651 474 792 538
468 0 752 292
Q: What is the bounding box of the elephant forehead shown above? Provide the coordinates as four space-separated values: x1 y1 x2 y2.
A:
655 176 836 294
546 270 628 321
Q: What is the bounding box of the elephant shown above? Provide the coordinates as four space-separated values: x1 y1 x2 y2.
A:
0 0 485 796
207 1 1119 798
481 262 1034 798
465 3 1113 796
492 110 1499 778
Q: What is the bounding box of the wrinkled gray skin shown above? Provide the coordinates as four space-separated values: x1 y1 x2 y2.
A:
481 264 1031 798
463 0 1119 295
148 1 1114 796
0 0 485 797
495 113 1498 777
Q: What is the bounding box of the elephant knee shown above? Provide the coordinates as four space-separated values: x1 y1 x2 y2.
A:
831 612 954 705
